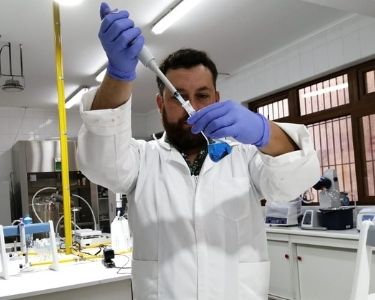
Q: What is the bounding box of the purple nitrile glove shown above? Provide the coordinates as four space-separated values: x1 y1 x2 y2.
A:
187 100 270 147
98 2 144 81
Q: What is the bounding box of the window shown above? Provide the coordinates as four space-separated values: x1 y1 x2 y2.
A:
363 114 375 197
299 74 349 115
258 97 289 120
307 117 357 202
248 59 375 205
365 71 375 94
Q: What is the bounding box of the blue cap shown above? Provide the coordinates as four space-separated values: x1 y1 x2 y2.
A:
23 216 32 224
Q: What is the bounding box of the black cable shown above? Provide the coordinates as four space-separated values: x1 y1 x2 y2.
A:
130 279 133 300
114 254 131 274
94 244 106 256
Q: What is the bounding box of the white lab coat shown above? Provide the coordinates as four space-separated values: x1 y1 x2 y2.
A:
77 89 320 300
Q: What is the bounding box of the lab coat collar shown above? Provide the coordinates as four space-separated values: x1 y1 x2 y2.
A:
155 132 213 174
156 132 171 150
155 132 190 170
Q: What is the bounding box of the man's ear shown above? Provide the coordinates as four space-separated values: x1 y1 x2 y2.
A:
156 93 163 113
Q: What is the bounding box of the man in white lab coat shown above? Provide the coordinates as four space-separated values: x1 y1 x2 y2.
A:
77 3 320 300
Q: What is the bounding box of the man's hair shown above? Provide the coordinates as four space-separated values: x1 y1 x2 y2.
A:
157 48 218 95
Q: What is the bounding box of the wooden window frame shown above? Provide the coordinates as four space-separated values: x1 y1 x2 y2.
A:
247 59 375 205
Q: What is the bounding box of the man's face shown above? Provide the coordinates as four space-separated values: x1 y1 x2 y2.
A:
157 65 219 152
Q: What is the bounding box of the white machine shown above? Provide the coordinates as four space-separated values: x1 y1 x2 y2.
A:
301 209 326 230
357 208 375 231
314 169 341 209
301 169 354 230
74 229 111 248
0 220 59 279
265 198 301 226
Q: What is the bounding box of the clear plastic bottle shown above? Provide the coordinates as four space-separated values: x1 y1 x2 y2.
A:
23 216 33 248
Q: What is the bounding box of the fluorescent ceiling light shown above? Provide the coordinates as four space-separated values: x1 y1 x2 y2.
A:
54 0 84 6
65 87 90 109
152 0 201 35
95 68 106 83
302 83 348 98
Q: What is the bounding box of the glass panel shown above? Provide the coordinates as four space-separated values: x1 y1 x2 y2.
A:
257 98 289 120
365 70 375 94
362 114 375 196
307 116 358 203
299 74 349 116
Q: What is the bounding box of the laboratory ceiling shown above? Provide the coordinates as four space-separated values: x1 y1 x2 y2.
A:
0 0 374 113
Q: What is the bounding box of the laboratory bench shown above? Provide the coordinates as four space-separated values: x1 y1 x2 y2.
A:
0 255 132 300
266 225 368 300
0 226 365 300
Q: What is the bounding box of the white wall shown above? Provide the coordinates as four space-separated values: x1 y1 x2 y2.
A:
132 109 163 139
0 108 81 182
217 14 375 103
0 181 11 225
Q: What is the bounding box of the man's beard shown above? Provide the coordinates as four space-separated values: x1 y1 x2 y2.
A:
161 107 206 152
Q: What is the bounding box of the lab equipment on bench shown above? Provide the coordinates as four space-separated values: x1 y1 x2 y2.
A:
313 169 341 209
74 228 110 248
357 208 375 231
319 206 354 230
265 198 301 226
23 215 33 247
111 211 131 252
138 46 232 162
301 209 326 230
102 247 115 268
0 220 59 279
301 169 354 230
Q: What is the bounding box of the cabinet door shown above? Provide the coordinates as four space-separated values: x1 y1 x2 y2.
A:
268 240 294 299
297 245 356 300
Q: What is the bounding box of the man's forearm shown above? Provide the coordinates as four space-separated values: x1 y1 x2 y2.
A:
259 121 299 157
91 74 133 110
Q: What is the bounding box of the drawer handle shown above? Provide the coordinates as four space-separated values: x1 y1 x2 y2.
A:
284 254 289 259
297 256 302 261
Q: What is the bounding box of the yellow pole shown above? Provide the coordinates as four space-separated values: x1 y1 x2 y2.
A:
52 1 73 254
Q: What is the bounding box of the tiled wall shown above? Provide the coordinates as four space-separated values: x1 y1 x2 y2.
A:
0 107 152 184
0 108 82 182
218 14 375 103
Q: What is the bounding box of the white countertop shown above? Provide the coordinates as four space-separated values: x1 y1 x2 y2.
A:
0 227 361 299
266 225 360 240
0 255 131 299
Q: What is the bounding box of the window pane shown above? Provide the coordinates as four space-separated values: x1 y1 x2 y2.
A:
257 98 289 120
365 70 375 94
299 74 349 116
307 116 358 203
362 114 375 196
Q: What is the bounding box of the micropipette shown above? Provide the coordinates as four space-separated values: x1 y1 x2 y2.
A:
138 47 232 162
